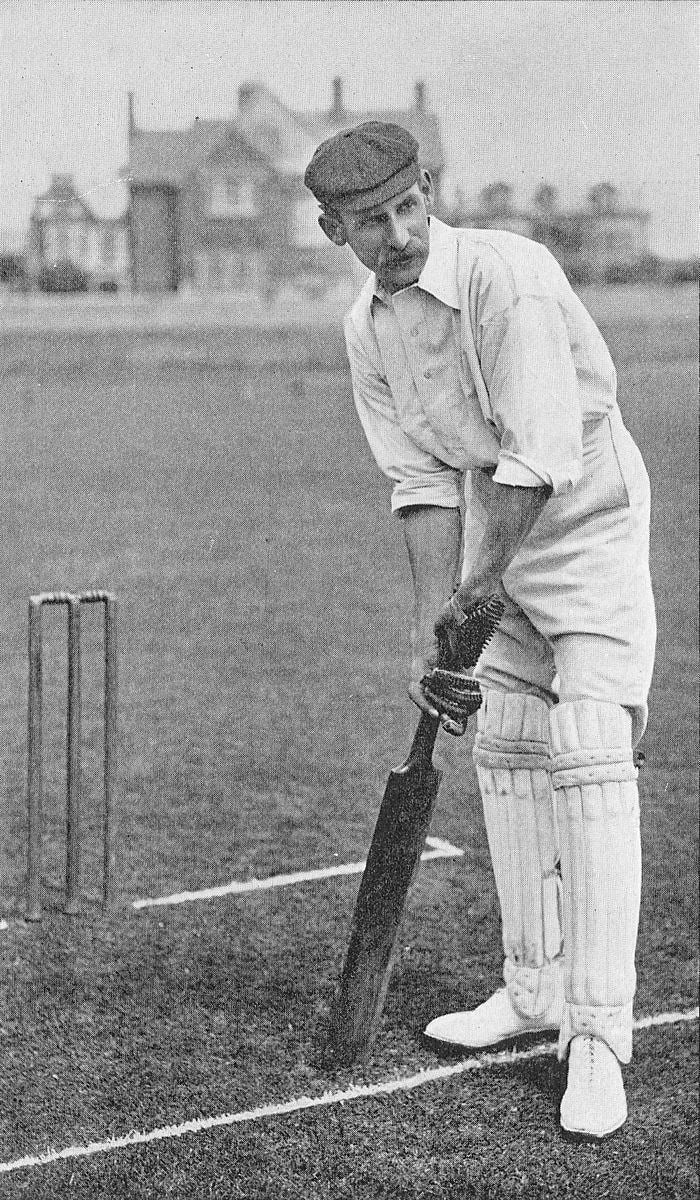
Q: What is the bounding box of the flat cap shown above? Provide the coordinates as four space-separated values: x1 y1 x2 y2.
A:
304 121 420 213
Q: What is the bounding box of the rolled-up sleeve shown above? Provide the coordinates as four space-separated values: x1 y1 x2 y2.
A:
478 297 583 494
344 314 462 513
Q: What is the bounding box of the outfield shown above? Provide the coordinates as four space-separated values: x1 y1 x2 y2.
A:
0 284 697 1198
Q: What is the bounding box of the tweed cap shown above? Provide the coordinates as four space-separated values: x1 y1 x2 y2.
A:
304 122 420 213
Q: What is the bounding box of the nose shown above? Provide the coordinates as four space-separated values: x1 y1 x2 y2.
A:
385 214 409 252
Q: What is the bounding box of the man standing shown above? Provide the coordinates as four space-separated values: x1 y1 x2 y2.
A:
304 123 655 1139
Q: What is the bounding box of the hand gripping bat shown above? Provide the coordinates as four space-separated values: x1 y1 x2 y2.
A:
325 594 504 1065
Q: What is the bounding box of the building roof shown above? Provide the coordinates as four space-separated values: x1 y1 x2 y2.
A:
32 174 98 222
236 84 320 174
127 121 233 186
126 80 444 188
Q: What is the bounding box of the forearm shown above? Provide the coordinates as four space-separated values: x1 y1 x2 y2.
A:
400 505 462 617
400 505 463 725
455 477 550 609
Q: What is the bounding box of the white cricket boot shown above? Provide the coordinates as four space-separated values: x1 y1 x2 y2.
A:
560 1035 628 1138
550 699 642 1136
424 984 562 1049
425 691 564 1050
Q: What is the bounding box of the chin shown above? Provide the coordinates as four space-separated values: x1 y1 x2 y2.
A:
384 258 425 292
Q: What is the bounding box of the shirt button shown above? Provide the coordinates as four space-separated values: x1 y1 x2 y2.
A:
423 368 432 379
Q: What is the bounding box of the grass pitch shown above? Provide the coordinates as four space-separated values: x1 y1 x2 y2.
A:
0 285 697 1198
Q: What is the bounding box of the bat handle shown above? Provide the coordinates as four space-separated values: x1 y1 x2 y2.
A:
405 711 440 769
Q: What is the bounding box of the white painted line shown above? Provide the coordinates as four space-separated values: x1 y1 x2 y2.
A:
634 1008 699 1030
133 835 465 911
0 1007 696 1176
424 835 465 859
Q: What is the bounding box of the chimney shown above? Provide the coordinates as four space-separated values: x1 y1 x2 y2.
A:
331 77 345 120
415 80 426 111
238 83 257 114
127 90 136 140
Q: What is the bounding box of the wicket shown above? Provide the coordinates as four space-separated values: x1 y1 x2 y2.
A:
26 590 118 921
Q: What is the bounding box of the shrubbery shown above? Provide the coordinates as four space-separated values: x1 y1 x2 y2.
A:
38 259 89 293
663 258 699 284
604 257 699 285
604 256 662 285
0 253 27 290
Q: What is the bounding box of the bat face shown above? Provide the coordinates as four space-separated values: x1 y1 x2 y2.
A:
325 598 503 1066
325 715 441 1065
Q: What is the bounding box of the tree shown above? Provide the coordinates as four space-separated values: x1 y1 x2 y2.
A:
533 183 558 214
587 182 619 214
478 182 513 216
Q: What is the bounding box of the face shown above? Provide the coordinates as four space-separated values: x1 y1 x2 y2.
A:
321 172 433 294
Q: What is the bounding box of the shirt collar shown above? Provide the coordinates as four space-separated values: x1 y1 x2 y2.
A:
371 217 461 310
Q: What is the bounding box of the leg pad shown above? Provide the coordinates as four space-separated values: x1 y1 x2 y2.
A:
473 690 563 1021
550 700 641 1063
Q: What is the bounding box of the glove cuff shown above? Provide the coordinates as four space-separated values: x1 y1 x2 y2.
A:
448 594 472 626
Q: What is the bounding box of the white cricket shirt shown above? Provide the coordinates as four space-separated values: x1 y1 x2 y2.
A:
344 218 618 512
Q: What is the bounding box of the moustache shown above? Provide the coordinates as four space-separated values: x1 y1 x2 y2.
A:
383 245 423 269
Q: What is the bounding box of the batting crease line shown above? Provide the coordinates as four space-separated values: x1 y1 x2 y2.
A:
132 836 465 910
1 1007 697 1176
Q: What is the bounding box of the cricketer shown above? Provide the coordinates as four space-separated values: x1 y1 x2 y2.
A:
304 121 656 1139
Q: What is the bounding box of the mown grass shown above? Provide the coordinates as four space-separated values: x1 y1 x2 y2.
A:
0 286 697 1198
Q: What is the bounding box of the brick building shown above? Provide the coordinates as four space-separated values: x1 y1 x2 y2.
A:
25 174 129 291
125 79 445 297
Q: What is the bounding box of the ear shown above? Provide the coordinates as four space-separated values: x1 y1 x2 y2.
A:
319 213 347 247
419 169 434 212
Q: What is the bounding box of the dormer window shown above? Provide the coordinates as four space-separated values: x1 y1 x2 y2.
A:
210 172 256 217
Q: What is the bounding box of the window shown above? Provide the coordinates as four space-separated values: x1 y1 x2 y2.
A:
191 249 259 293
226 251 245 288
73 227 89 264
103 227 116 267
210 172 257 218
55 229 70 260
194 252 209 289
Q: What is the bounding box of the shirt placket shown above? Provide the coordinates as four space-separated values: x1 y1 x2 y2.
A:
394 290 482 466
392 289 432 394
379 290 442 453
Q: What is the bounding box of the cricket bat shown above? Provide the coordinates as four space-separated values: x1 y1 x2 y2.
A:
325 596 503 1065
326 709 441 1065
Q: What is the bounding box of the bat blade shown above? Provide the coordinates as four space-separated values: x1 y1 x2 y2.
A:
326 712 440 1065
324 595 503 1065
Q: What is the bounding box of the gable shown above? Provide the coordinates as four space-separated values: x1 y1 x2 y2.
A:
126 84 446 191
127 119 274 191
33 189 96 224
236 83 320 174
201 125 271 175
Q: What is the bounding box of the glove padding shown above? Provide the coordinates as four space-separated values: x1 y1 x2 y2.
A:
420 667 482 725
421 594 505 735
435 593 505 674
